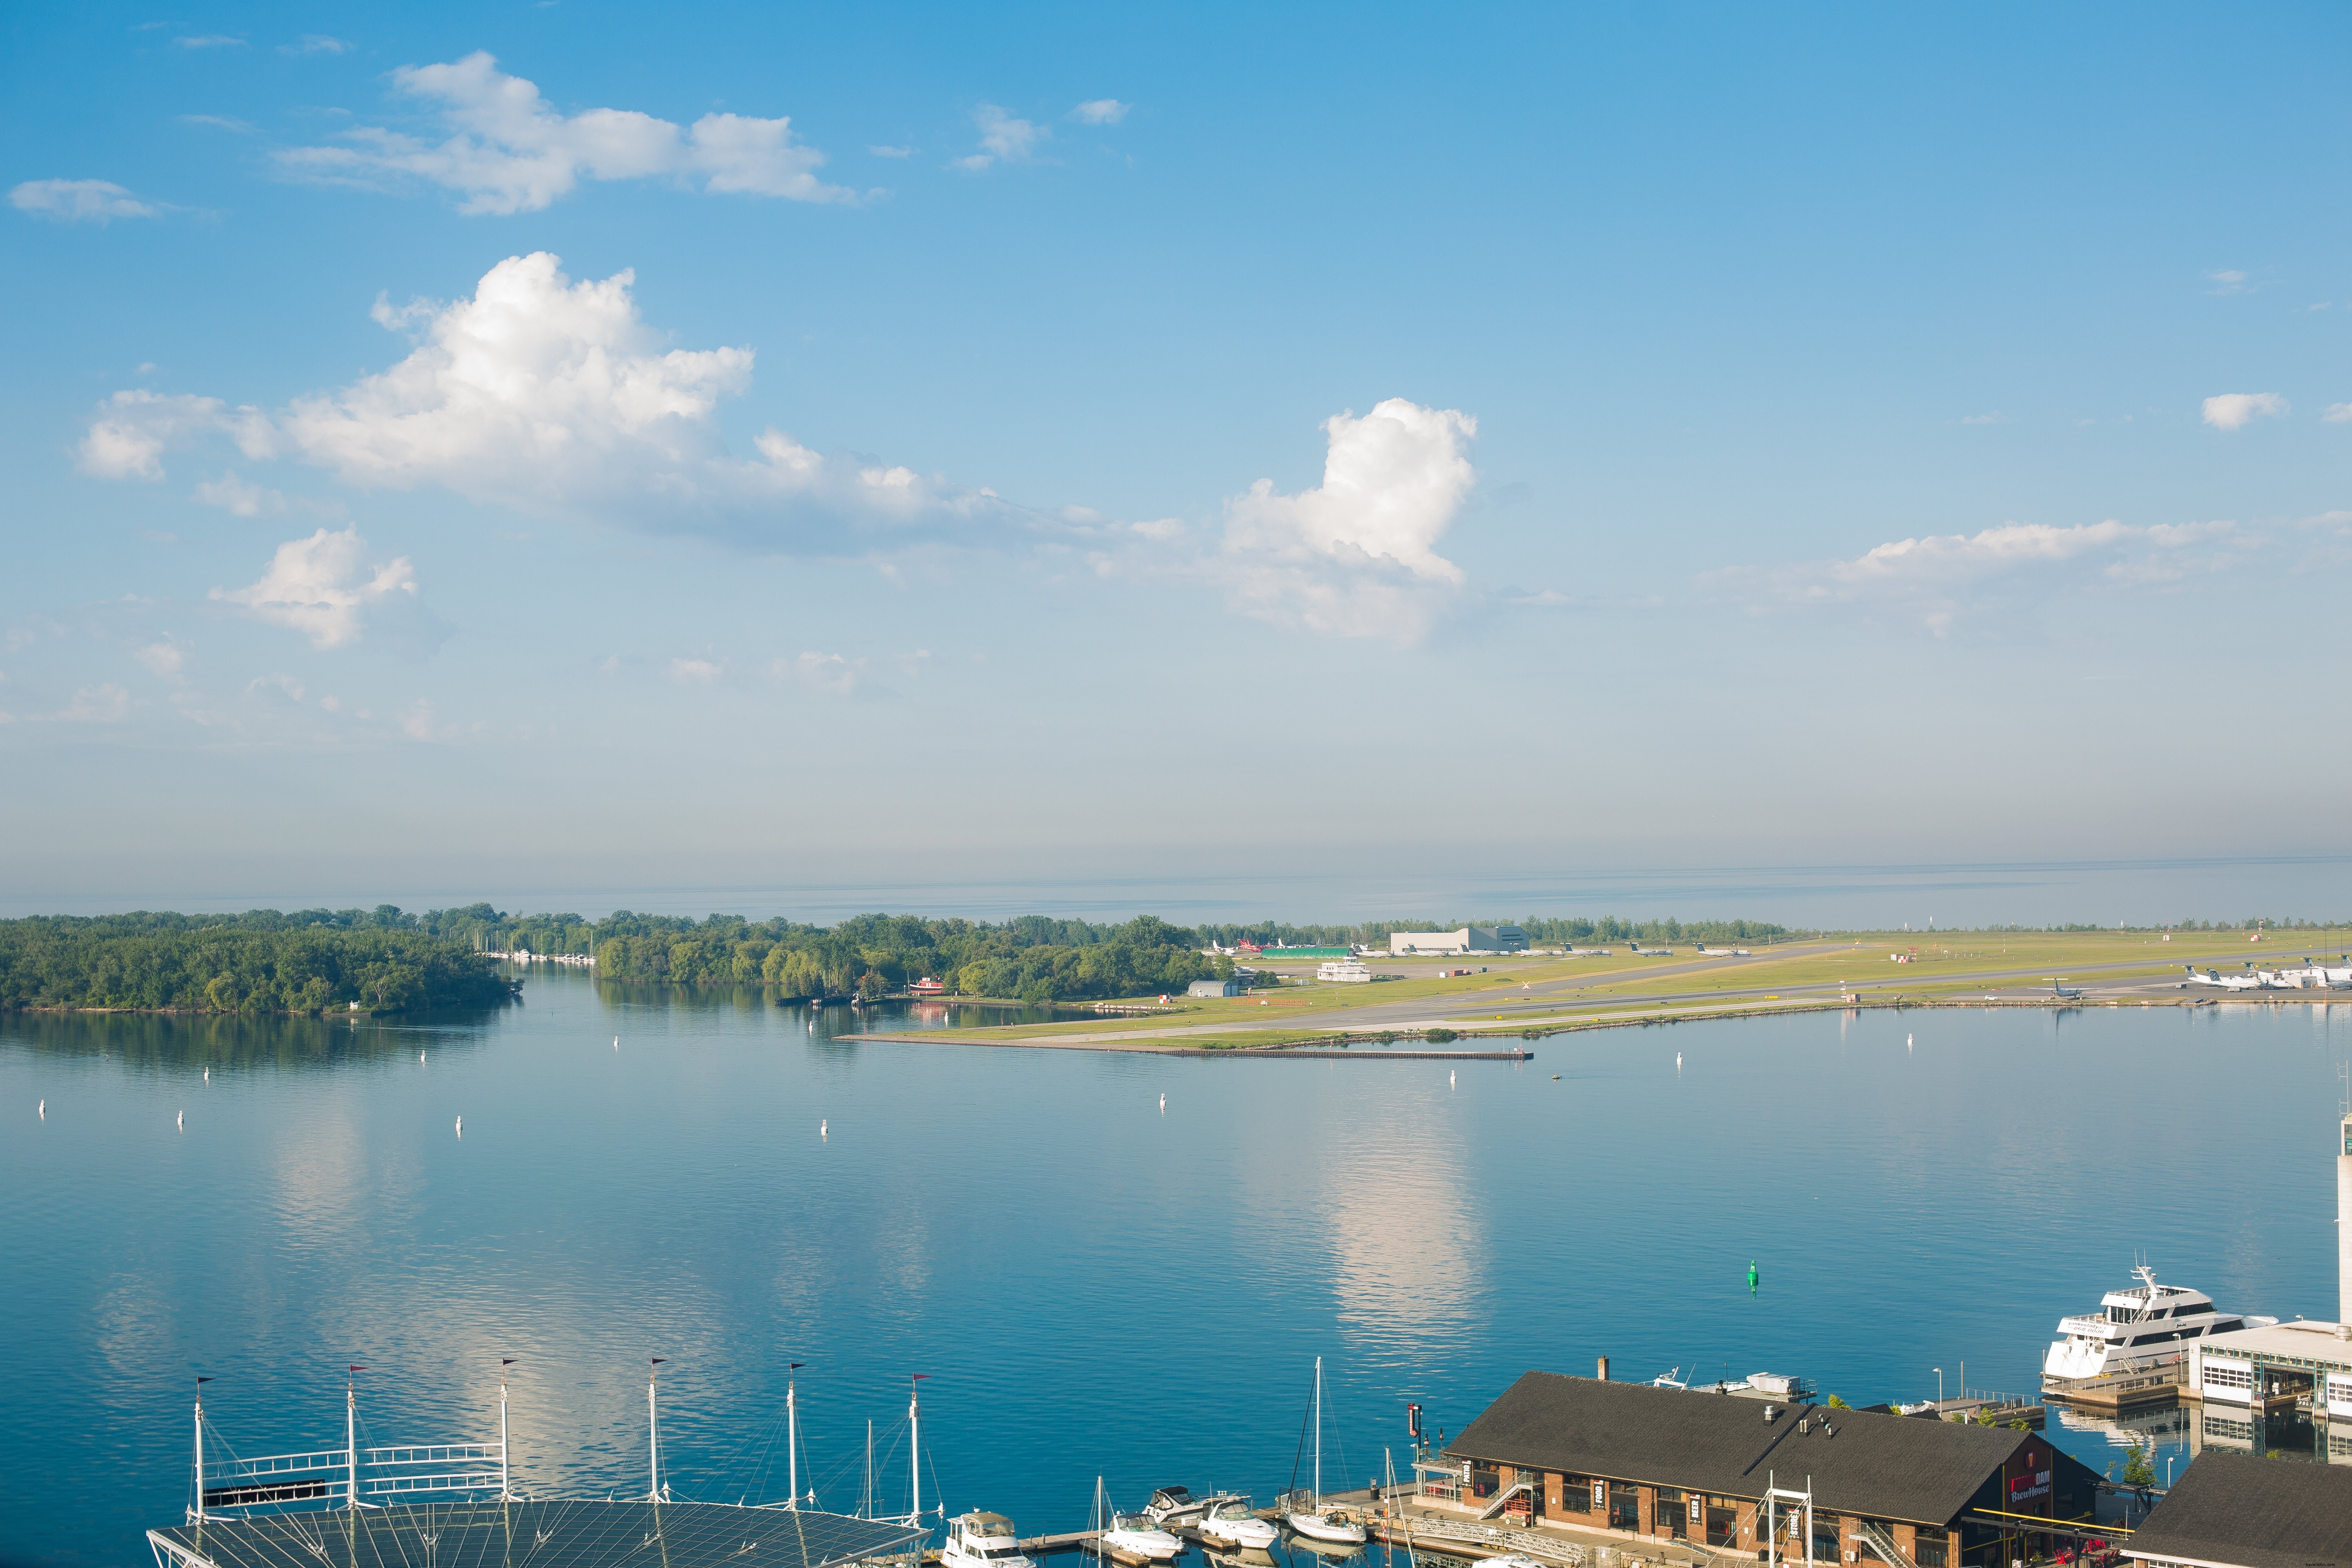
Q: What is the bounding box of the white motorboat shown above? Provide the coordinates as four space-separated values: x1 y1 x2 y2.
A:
1197 1500 1278 1550
2043 1264 2278 1381
1101 1513 1183 1564
1144 1487 1225 1527
1282 1357 1367 1547
943 1513 1035 1568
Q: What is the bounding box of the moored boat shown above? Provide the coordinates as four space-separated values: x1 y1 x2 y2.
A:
2043 1264 2277 1381
1281 1358 1366 1547
1196 1500 1277 1550
942 1512 1035 1568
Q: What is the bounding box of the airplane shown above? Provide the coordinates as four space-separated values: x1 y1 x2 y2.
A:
1695 945 1753 957
2046 977 2085 1000
2183 964 2265 991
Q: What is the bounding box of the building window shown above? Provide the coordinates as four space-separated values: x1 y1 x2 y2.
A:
2202 1364 2252 1391
1608 1483 1638 1531
1653 1489 1688 1540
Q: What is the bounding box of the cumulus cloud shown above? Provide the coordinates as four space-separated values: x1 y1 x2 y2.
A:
136 639 187 677
82 253 990 550
778 651 863 695
281 35 352 55
2324 403 2352 423
868 144 915 158
1070 99 1129 125
211 526 417 648
956 105 1046 170
11 178 159 223
275 52 853 213
668 657 720 682
2202 392 2287 430
1214 399 1478 643
2207 269 2250 295
1725 517 2257 628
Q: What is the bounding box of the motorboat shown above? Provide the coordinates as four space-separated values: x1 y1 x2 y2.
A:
1282 1358 1367 1547
1145 1488 1228 1527
2043 1264 2278 1381
1100 1514 1183 1564
1196 1500 1278 1550
943 1513 1035 1568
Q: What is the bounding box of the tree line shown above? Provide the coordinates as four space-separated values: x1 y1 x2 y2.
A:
1198 915 1798 946
0 913 518 1013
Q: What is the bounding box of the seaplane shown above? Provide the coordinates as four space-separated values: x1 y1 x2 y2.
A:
2183 964 2266 991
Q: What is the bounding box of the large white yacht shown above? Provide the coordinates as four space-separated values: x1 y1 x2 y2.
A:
2042 1265 2277 1380
942 1513 1036 1568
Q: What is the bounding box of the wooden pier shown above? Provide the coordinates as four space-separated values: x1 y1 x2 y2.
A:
2043 1364 2185 1414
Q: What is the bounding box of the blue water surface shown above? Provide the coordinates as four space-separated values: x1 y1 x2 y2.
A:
4 976 2345 1567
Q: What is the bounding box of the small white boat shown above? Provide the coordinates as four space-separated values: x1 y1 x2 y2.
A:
1144 1487 1224 1527
1197 1500 1277 1550
942 1513 1035 1568
1101 1513 1182 1564
1282 1358 1367 1548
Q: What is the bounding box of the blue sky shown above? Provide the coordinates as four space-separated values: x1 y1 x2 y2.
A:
5 3 2350 920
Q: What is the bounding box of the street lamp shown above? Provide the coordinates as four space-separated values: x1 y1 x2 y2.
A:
1934 1368 1944 1405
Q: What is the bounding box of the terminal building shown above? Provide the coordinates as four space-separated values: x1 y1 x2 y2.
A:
1437 1369 2097 1563
1389 926 1529 955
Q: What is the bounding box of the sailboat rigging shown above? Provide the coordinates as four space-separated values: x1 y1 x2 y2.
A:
1282 1357 1366 1546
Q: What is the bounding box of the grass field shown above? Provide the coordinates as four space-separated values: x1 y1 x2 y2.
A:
874 928 2352 1051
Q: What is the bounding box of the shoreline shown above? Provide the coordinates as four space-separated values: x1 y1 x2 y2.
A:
851 989 2283 1055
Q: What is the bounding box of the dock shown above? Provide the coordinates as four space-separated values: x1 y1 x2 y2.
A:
2043 1363 2186 1414
922 1531 1101 1564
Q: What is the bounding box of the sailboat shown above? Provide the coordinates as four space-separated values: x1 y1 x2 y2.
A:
1283 1357 1367 1546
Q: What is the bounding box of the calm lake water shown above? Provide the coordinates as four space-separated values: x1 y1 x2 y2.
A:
5 976 2347 1568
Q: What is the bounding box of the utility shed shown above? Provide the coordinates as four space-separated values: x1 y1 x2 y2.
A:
1186 979 1240 998
1441 1371 2098 1563
2123 1450 2352 1568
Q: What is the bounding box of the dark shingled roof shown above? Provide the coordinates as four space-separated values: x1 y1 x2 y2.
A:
1448 1372 2051 1527
2125 1450 2352 1568
150 1500 929 1568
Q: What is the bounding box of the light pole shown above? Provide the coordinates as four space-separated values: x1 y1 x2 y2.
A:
1934 1368 1943 1406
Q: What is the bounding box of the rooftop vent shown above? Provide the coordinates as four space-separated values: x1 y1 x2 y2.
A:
1763 1406 1778 1423
1797 1418 1809 1434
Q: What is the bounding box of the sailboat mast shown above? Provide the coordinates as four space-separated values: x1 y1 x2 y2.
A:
192 1388 205 1523
1313 1356 1323 1508
648 1359 667 1501
499 1372 510 1500
863 1419 874 1519
786 1369 799 1510
346 1372 359 1511
909 1379 922 1522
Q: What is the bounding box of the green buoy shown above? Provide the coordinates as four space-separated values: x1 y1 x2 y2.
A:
1747 1260 1760 1296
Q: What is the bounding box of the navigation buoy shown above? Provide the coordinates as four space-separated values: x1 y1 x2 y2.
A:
1747 1260 1760 1296
820 1119 828 1140
419 1050 426 1065
203 1066 209 1082
455 1116 463 1137
38 1099 45 1120
177 1109 184 1131
1907 1032 1913 1051
613 1037 619 1050
1676 1051 1683 1071
1449 1069 1457 1088
1158 1093 1166 1114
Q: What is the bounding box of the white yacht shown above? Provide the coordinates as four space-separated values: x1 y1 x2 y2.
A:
1197 1500 1278 1550
943 1513 1036 1568
1100 1514 1183 1564
1144 1487 1219 1527
2042 1265 2278 1380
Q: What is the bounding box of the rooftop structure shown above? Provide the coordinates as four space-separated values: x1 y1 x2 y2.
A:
2122 1449 2352 1568
1389 927 1527 956
1441 1370 2095 1560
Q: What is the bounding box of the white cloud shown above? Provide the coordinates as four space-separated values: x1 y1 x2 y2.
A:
668 657 720 682
136 639 187 677
281 35 352 55
274 51 852 212
1215 399 1478 643
956 105 1045 170
211 526 418 648
1071 99 1129 125
11 178 158 223
779 651 862 695
400 698 437 739
78 391 273 480
1728 517 2257 626
2323 403 2352 423
55 684 131 722
2207 269 2250 295
2202 392 2287 430
180 115 256 133
84 253 989 550
175 34 247 49
1959 411 2010 425
867 144 914 158
194 470 285 515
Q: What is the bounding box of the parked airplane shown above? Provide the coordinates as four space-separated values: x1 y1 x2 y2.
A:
2047 977 2085 1000
2184 964 2266 991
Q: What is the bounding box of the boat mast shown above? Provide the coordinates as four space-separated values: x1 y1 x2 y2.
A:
346 1367 362 1511
648 1358 667 1501
863 1419 874 1519
191 1377 213 1525
786 1363 803 1510
1312 1357 1323 1510
908 1376 927 1522
499 1359 516 1501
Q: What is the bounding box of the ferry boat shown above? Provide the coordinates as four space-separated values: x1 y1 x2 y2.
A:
942 1512 1036 1568
2042 1264 2278 1380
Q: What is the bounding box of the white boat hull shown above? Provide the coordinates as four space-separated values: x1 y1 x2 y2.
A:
1283 1514 1366 1547
1199 1517 1278 1550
